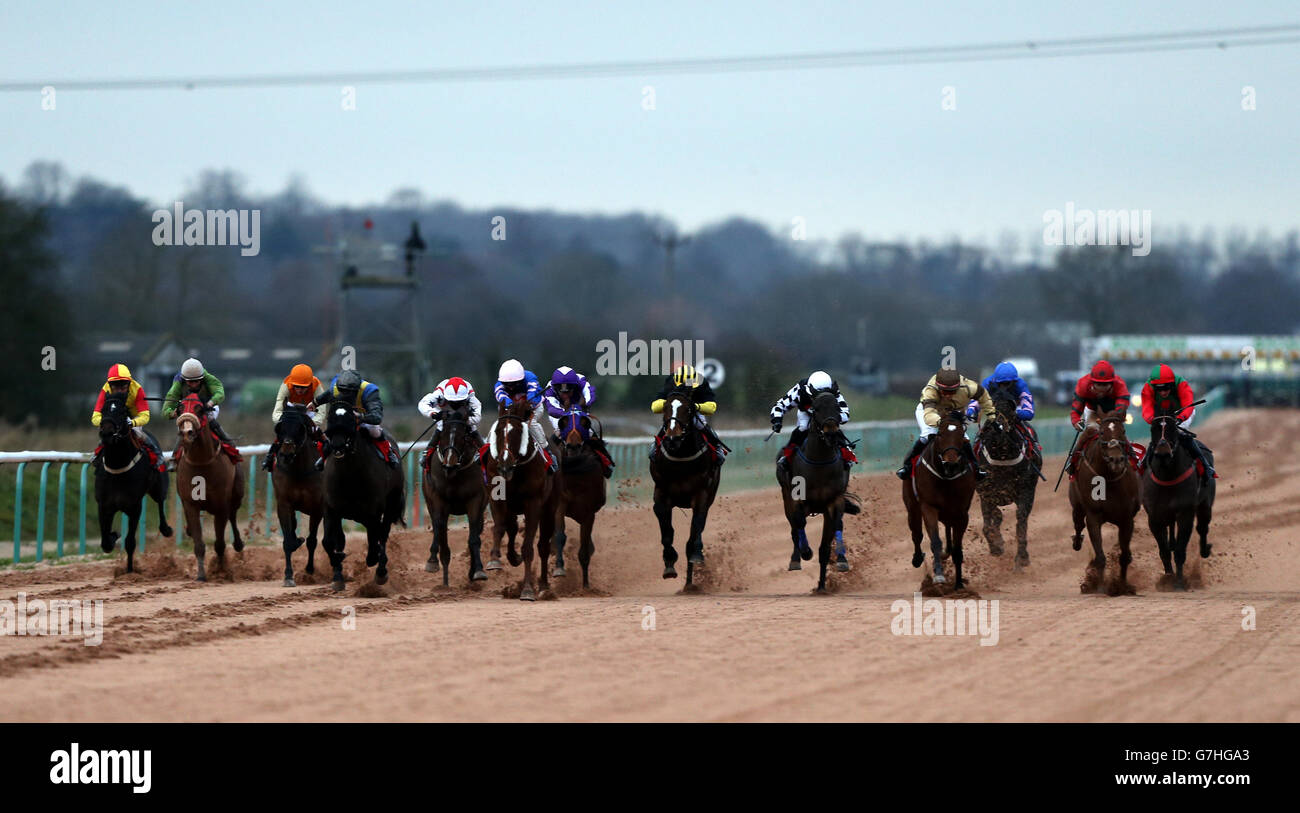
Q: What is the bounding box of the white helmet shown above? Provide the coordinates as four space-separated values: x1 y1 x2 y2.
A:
181 358 205 381
497 359 525 383
808 370 833 392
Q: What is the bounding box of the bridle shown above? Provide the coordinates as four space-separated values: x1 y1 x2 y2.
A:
436 408 478 472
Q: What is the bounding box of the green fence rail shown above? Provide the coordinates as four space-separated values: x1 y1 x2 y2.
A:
0 386 1230 566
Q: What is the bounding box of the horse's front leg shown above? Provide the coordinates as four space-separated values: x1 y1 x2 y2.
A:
816 509 840 593
981 494 1004 557
518 500 540 601
467 499 487 582
98 504 119 554
951 512 969 589
653 490 677 579
124 505 140 574
1014 482 1035 569
322 511 346 591
922 504 945 583
305 512 320 574
280 498 300 587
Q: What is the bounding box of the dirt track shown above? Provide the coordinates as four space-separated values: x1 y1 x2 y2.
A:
0 408 1296 722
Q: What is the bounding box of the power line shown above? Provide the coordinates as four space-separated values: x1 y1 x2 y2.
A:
1 23 1297 93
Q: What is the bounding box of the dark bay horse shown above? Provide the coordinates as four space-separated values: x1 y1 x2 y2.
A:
94 393 172 572
1141 415 1215 590
974 395 1040 569
649 393 721 587
551 409 607 589
421 403 488 587
175 394 244 582
1068 411 1140 594
776 391 860 592
903 410 977 588
484 401 557 601
321 400 406 591
272 403 323 587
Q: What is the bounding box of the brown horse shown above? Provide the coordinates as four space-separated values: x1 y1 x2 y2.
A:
1068 411 1140 594
484 401 557 601
1141 414 1215 590
903 410 977 588
648 393 722 587
551 409 607 589
271 403 323 587
421 402 489 587
175 394 245 582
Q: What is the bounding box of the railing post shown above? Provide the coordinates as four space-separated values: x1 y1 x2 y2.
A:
79 463 88 555
57 462 69 558
265 470 274 537
174 475 183 547
13 461 25 564
35 461 51 562
247 456 258 526
139 496 148 552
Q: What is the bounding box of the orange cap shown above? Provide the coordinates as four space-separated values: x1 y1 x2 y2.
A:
286 364 316 388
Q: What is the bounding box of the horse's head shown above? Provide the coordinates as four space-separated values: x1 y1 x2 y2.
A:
500 396 533 420
325 399 359 457
560 409 591 452
810 392 841 439
660 394 698 453
1097 411 1131 474
1149 414 1178 459
98 393 131 443
489 415 531 480
934 410 969 470
436 402 472 470
175 394 209 448
276 403 312 464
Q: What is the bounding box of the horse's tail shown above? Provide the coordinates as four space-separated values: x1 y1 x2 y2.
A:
843 492 862 515
392 478 408 528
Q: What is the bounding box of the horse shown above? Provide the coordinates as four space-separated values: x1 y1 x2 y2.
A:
974 394 1040 569
648 392 722 587
551 408 607 589
1140 414 1215 591
174 393 244 582
320 399 406 591
776 391 860 592
484 399 557 601
1068 411 1140 594
903 410 977 588
271 403 324 587
421 402 488 587
94 393 172 572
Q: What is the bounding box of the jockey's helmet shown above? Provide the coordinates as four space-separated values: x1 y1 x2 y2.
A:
336 370 363 393
106 363 132 384
808 370 833 393
498 359 525 383
1090 360 1115 382
673 364 699 388
442 377 472 403
551 366 580 394
935 369 961 391
287 364 315 388
181 358 205 381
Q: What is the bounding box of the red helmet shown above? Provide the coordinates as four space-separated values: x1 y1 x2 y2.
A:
1090 360 1115 382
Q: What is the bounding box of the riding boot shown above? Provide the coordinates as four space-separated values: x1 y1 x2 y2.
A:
469 430 486 451
834 428 858 468
702 424 728 463
964 439 989 480
896 436 927 480
588 435 615 478
209 418 236 447
261 441 278 471
777 428 807 470
315 437 328 471
1189 438 1215 485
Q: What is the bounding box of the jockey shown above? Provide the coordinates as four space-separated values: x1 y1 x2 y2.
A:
770 370 858 471
418 375 485 454
896 368 993 481
1141 363 1215 484
493 359 558 473
162 358 235 446
262 363 327 471
91 363 163 470
312 370 398 469
1065 360 1131 476
544 366 614 478
649 364 729 463
978 361 1041 455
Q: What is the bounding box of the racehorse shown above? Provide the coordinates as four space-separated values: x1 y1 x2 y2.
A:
903 410 977 588
421 402 488 587
776 391 860 592
175 393 244 582
271 403 323 587
551 408 607 589
974 394 1040 569
1068 411 1140 594
648 392 722 587
484 399 557 601
1141 414 1215 590
320 399 406 591
94 392 172 572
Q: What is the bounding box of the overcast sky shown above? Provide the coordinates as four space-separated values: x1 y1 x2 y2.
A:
1 0 1297 245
